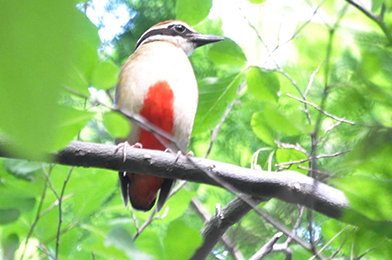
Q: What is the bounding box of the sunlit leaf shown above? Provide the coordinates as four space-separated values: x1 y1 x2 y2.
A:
276 148 308 174
331 175 392 221
159 188 194 222
290 244 313 260
66 167 117 218
176 0 212 25
51 107 95 151
0 0 99 160
208 38 247 68
105 227 152 260
163 220 203 260
322 219 392 258
91 60 120 90
248 0 267 3
247 66 280 103
343 128 392 177
103 111 130 138
194 72 245 133
135 229 165 260
65 40 99 97
251 112 275 146
251 104 304 145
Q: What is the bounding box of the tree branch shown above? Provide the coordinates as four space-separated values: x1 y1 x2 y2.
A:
190 196 268 260
191 197 246 260
249 232 284 260
345 0 392 45
1 141 391 238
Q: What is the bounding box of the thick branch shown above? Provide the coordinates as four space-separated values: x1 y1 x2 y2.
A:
190 196 267 260
0 141 390 238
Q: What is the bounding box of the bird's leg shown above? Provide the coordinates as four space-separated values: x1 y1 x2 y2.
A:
115 141 143 162
164 149 194 164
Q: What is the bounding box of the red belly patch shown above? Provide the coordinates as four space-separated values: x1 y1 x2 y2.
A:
128 81 174 211
138 81 174 150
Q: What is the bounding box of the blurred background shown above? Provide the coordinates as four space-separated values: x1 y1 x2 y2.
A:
1 0 392 259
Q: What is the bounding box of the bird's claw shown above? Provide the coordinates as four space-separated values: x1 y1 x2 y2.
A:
115 141 143 162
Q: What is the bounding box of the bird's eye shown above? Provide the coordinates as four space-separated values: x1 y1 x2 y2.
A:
174 24 186 33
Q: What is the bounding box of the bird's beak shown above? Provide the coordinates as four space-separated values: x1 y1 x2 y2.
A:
188 33 224 47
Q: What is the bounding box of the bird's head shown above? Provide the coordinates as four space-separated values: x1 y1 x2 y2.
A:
135 20 224 56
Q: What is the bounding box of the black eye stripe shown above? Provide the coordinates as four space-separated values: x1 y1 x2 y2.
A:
135 24 194 50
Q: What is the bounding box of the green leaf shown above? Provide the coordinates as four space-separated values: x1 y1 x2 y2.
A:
260 104 304 136
51 107 95 151
0 0 99 160
0 196 36 213
66 167 117 218
276 148 308 174
105 227 152 260
322 219 392 258
248 0 267 3
91 60 120 90
208 38 247 68
2 159 42 180
163 220 203 260
65 40 99 97
247 66 280 103
1 233 20 260
0 209 20 225
290 244 313 260
81 225 130 260
344 128 392 176
251 112 275 146
135 229 164 260
194 73 245 133
371 0 384 12
331 175 392 221
251 104 304 145
159 188 194 222
176 0 212 25
103 112 130 139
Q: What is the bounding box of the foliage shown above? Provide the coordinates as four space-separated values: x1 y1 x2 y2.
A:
1 0 392 259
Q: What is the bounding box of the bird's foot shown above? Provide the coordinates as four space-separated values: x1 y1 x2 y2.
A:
115 141 143 162
168 150 194 164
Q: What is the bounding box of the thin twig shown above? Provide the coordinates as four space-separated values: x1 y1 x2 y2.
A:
345 0 392 45
270 0 329 58
324 121 342 134
276 149 351 167
248 232 284 260
309 226 349 260
20 166 50 260
55 167 74 259
327 236 348 260
39 194 73 218
41 165 60 199
132 180 186 240
285 206 305 246
37 243 55 259
204 83 244 159
133 210 156 240
304 63 323 98
297 165 334 180
287 94 356 125
275 141 309 156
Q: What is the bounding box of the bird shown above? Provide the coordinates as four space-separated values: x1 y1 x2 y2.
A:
115 20 224 211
